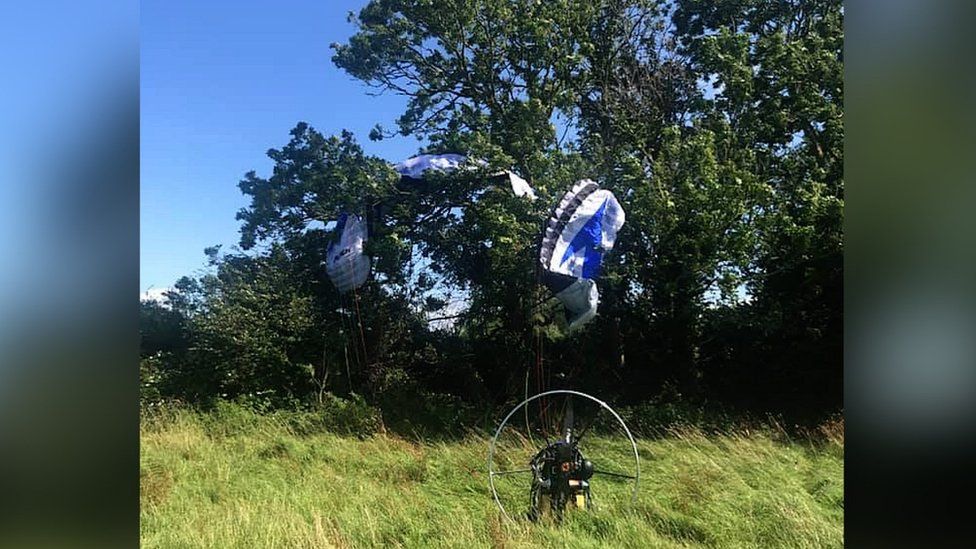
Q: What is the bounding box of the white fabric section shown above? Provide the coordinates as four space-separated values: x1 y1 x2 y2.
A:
599 190 625 248
506 171 537 200
326 215 371 293
393 153 468 178
546 185 625 278
555 278 599 330
327 255 370 293
393 154 536 200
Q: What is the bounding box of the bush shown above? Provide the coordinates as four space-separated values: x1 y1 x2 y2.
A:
142 395 385 439
281 393 384 438
372 368 479 438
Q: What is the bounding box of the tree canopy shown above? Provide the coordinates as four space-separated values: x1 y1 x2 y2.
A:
143 0 843 423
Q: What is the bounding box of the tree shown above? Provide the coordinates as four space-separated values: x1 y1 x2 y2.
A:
565 1 767 399
671 0 843 414
143 0 844 421
332 0 625 399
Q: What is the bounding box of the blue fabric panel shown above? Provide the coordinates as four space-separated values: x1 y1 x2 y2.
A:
559 198 608 279
581 240 604 279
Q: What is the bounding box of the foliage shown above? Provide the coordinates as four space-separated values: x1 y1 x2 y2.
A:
672 0 844 413
141 0 843 422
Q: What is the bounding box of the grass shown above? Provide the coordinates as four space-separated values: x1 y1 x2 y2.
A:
141 403 843 548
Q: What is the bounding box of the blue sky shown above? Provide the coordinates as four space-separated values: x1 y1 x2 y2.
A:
141 0 422 292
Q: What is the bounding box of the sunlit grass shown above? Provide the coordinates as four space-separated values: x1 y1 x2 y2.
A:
141 405 843 548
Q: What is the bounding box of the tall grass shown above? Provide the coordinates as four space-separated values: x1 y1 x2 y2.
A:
141 403 843 548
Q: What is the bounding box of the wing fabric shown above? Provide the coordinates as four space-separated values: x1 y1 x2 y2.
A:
507 171 538 200
555 278 599 331
393 153 536 200
538 180 625 330
326 213 371 293
393 153 468 179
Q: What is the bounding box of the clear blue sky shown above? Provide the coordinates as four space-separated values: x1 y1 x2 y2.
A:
141 0 422 292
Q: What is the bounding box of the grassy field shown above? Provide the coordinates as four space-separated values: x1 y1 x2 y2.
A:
141 403 843 548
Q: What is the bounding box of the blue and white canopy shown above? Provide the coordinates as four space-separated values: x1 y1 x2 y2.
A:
326 213 371 293
539 179 625 330
393 153 537 200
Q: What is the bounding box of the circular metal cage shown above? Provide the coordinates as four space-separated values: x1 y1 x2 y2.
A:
487 390 640 523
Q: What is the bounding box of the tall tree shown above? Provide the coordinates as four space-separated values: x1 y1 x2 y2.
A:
143 0 845 419
332 0 622 399
569 0 767 398
673 0 843 413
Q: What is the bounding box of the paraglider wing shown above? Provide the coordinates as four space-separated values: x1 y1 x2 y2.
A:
393 153 536 200
507 171 538 200
393 153 468 180
539 180 625 329
326 213 371 293
555 278 599 331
